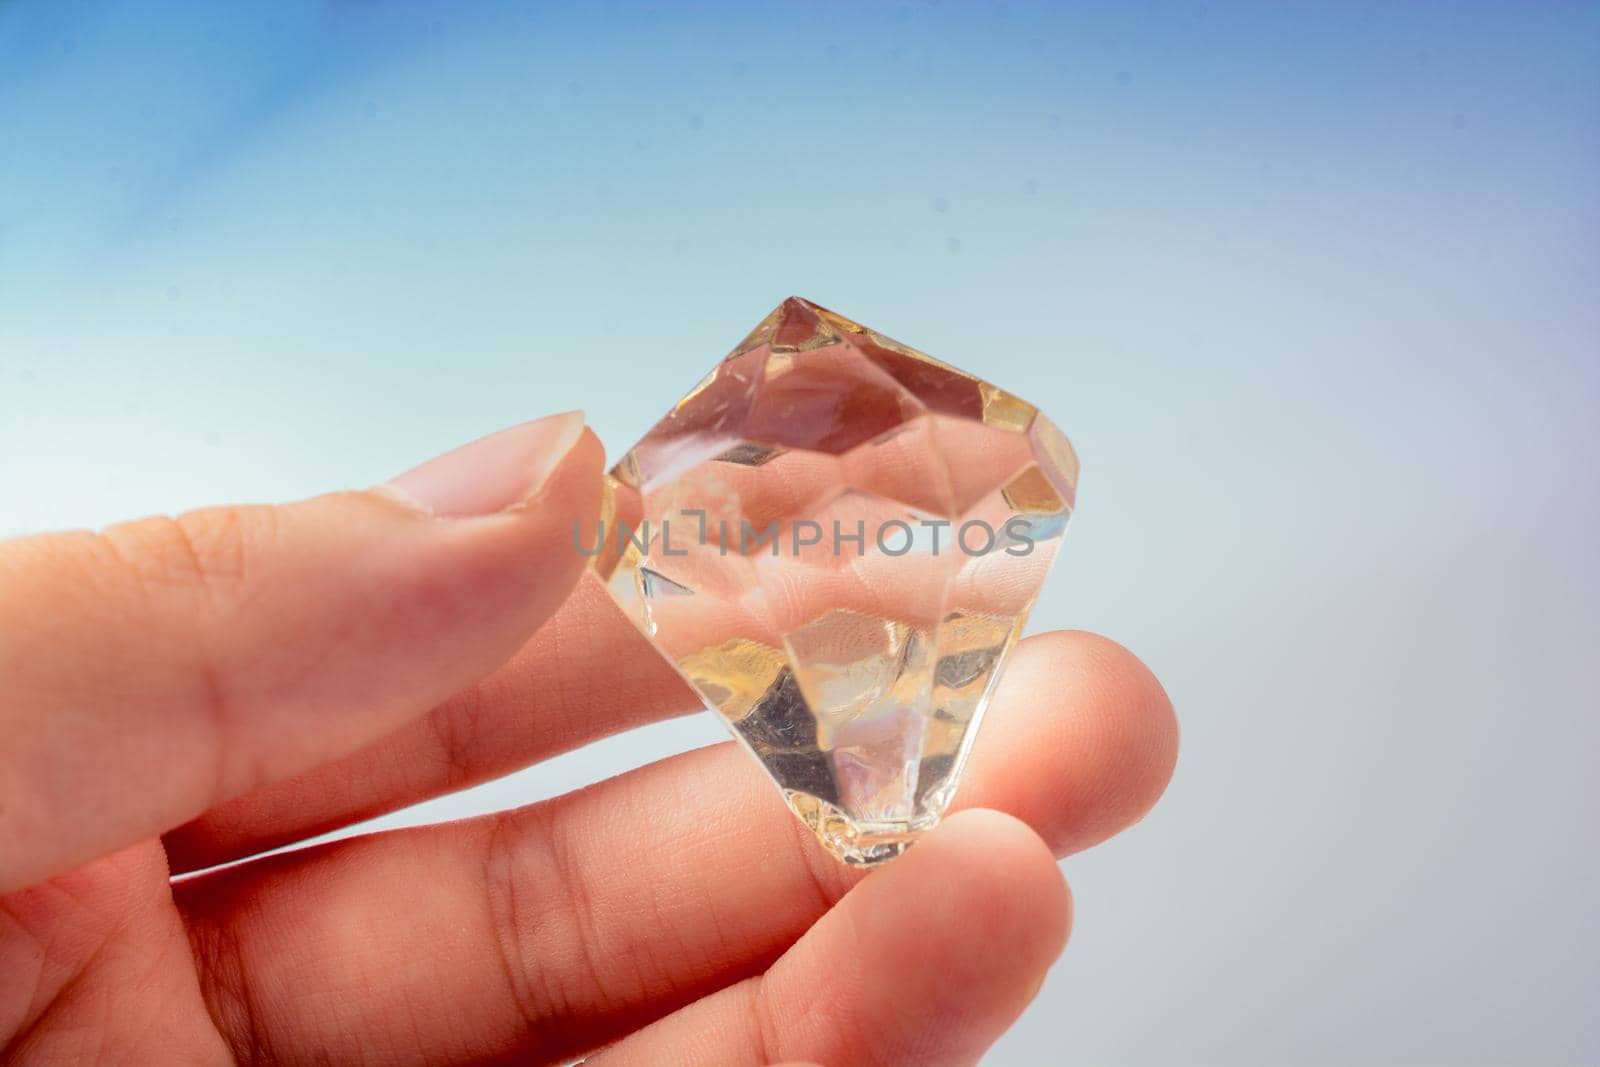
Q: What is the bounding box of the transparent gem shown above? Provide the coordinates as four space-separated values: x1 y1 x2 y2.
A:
594 297 1078 865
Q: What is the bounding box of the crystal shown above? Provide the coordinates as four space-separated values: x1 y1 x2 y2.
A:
593 297 1078 865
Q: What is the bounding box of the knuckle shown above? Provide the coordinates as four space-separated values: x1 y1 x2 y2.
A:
479 812 555 1036
183 915 269 1065
173 508 254 592
424 690 492 789
97 507 261 608
92 511 265 795
478 806 628 1048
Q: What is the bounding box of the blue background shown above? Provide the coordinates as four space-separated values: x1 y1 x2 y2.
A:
3 3 1597 1063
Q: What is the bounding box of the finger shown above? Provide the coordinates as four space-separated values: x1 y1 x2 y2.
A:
163 572 696 874
590 810 1070 1067
0 413 603 893
967 630 1180 856
174 632 1174 1066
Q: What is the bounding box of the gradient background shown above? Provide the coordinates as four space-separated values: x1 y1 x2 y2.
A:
2 2 1597 1064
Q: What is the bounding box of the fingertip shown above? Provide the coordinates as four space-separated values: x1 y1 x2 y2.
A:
521 423 606 515
970 630 1179 856
384 411 589 519
1067 629 1180 834
779 808 1069 1064
906 808 1073 966
379 418 604 644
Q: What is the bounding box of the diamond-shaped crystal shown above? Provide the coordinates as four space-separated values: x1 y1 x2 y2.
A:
594 297 1078 865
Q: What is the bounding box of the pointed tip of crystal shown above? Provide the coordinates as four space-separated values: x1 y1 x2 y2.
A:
729 296 833 358
725 296 881 361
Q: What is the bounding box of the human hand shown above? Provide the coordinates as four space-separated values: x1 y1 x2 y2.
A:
0 411 1176 1065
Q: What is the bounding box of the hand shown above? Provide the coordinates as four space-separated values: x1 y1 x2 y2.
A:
0 411 1176 1066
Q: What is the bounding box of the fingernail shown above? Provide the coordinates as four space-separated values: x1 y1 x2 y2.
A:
385 411 586 518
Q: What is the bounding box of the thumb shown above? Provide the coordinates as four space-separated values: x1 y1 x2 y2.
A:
0 411 602 892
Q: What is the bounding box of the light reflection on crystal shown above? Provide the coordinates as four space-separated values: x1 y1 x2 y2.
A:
596 297 1077 865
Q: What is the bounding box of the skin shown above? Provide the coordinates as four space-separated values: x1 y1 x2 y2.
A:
0 417 1177 1066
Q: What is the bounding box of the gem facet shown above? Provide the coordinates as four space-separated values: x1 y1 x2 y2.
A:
595 297 1078 865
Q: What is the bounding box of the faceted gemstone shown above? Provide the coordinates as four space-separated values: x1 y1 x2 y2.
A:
594 297 1078 865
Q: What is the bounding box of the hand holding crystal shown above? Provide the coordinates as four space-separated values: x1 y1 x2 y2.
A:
0 408 1176 1064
